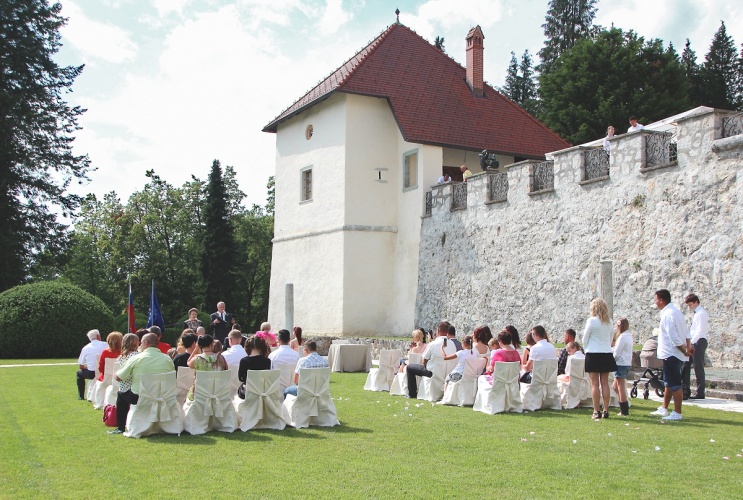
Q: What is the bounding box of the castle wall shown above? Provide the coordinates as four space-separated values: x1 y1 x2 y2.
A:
416 110 743 367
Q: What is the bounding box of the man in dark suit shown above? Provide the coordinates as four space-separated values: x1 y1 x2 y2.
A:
210 301 233 343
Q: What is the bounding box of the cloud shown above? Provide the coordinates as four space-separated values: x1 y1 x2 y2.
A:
153 0 191 18
317 0 354 35
59 1 138 64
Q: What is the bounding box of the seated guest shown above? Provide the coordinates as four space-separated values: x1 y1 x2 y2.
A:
447 325 463 351
557 328 579 376
472 326 492 362
441 335 475 388
97 331 123 382
238 335 272 383
173 332 198 371
257 322 278 347
269 329 301 369
110 333 140 434
522 326 557 381
223 330 248 367
111 333 171 434
289 326 304 353
505 325 522 350
149 326 170 354
485 329 521 380
283 341 329 397
519 331 536 382
135 328 149 341
406 321 457 398
195 326 206 337
187 334 228 372
399 329 428 373
557 342 585 383
176 329 195 355
76 329 107 400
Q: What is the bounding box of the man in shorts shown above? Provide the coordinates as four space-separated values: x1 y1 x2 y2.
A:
650 289 691 420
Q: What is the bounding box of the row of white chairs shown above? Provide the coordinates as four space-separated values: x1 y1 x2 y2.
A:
365 349 616 414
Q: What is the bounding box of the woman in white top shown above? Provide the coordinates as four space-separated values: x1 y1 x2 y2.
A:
582 298 617 419
398 329 427 373
603 125 615 152
472 326 492 365
612 317 633 416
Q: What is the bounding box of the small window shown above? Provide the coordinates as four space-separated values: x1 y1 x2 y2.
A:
300 167 312 202
403 150 418 191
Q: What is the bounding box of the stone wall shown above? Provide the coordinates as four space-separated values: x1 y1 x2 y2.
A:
416 109 743 368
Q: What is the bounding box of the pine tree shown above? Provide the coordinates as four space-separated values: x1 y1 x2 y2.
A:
681 38 704 105
0 0 90 291
434 36 445 52
201 160 238 315
519 50 537 102
538 0 598 74
700 21 739 109
502 52 521 102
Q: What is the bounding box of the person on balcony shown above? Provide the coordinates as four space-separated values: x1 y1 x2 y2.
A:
603 125 615 152
627 116 644 133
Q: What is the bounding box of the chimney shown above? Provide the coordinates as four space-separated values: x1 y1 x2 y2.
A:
465 26 484 97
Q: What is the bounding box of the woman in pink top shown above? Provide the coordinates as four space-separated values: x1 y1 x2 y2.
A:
484 329 521 383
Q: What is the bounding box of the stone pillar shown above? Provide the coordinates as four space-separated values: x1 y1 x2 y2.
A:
600 260 613 319
285 283 294 331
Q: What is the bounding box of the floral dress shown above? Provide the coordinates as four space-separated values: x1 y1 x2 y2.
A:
187 353 227 400
117 351 139 393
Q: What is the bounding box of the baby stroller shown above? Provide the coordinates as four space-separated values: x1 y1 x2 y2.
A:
630 336 665 399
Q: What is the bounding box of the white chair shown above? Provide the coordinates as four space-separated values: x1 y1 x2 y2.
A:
183 370 238 435
228 365 241 399
124 371 183 438
440 357 486 406
417 358 457 402
282 367 339 428
86 353 101 401
104 361 120 407
557 358 592 409
276 362 297 396
176 367 195 408
92 358 116 410
236 370 285 431
473 362 523 415
331 339 352 344
389 353 423 397
520 359 562 411
364 349 402 392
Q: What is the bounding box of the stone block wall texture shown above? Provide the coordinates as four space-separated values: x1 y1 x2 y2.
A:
416 110 743 368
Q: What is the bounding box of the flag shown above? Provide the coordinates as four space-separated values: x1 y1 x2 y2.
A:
146 280 165 334
126 281 136 334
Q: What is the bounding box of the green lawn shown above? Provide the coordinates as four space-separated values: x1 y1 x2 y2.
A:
1 366 741 499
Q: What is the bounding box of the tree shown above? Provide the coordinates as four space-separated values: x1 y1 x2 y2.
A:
538 0 598 74
501 52 521 103
0 0 90 292
681 38 704 105
434 36 445 52
540 28 690 144
201 160 238 316
699 21 739 110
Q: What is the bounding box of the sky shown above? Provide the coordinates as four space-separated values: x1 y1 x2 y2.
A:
55 0 743 209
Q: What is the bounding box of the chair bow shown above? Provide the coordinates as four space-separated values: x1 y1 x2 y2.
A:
148 396 172 422
205 395 223 417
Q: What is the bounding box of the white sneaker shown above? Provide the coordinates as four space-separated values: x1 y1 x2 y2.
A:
662 411 683 421
650 406 669 417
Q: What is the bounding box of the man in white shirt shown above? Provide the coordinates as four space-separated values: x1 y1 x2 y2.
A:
627 115 645 133
683 293 709 399
269 329 300 369
437 173 451 183
76 329 107 400
222 330 247 367
650 289 691 420
406 321 457 398
523 325 557 373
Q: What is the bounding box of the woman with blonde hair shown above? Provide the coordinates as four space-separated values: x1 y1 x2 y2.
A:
398 329 427 373
583 298 617 419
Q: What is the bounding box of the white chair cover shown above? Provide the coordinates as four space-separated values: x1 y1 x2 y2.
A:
176 367 195 408
182 370 238 435
86 353 102 401
236 370 285 431
276 362 298 396
520 359 562 411
557 358 592 409
281 367 339 428
104 361 120 407
417 358 457 402
228 365 241 399
390 353 423 397
440 357 487 406
124 371 183 439
364 349 402 392
92 358 116 410
331 339 352 344
473 362 523 414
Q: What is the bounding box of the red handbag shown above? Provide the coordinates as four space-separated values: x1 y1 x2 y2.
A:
103 405 117 427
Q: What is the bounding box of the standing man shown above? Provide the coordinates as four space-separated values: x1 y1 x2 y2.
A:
406 321 457 398
650 289 691 420
627 116 644 133
683 293 709 399
76 329 107 400
210 301 233 344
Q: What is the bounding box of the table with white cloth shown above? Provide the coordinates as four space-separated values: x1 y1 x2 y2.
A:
327 344 372 373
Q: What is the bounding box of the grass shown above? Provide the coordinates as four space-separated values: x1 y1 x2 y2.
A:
1 366 742 499
0 359 76 365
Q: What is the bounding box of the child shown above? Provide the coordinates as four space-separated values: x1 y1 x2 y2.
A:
613 318 633 415
557 341 584 383
441 335 475 388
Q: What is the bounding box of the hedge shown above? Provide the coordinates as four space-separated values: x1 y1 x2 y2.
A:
0 281 115 359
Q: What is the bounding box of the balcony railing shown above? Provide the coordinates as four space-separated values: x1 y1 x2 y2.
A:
583 148 609 181
722 113 743 138
530 161 554 193
644 131 677 169
424 191 432 216
487 172 508 202
450 183 467 211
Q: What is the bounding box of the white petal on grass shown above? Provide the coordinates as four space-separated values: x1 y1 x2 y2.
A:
408 414 412 417
655 446 661 451
572 440 577 444
608 433 612 437
625 423 630 426
520 437 527 442
710 439 716 443
529 432 536 435
632 450 637 453
723 456 730 460
393 414 397 417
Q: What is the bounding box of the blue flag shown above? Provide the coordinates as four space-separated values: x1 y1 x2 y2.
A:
146 280 165 334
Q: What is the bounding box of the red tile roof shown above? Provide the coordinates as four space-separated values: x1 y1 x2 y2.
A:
263 23 571 158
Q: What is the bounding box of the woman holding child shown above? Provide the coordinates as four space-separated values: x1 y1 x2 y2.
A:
583 298 617 419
